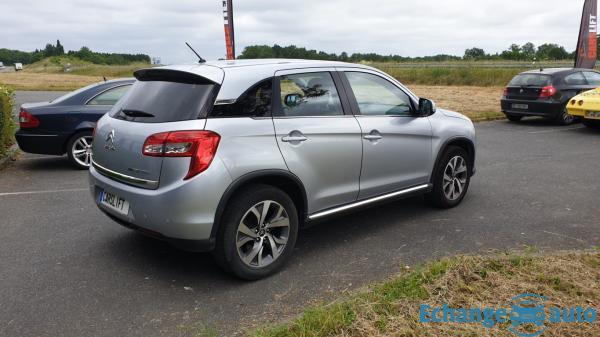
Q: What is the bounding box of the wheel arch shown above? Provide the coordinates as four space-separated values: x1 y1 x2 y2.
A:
431 137 476 181
210 170 308 239
62 122 96 153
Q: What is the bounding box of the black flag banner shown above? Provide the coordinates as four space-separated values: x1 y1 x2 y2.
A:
575 0 598 69
222 0 236 60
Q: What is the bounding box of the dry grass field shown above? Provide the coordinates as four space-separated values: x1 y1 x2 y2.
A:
253 251 600 337
0 72 504 120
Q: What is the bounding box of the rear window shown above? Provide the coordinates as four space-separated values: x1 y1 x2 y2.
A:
508 74 552 87
110 81 217 123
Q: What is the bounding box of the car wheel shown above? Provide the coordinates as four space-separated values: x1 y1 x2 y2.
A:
213 184 299 280
582 119 600 128
505 114 523 122
66 131 93 169
555 107 575 126
426 146 471 209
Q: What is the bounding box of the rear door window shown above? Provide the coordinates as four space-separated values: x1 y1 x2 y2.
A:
110 81 217 123
87 85 131 106
508 74 552 87
276 72 344 117
564 72 588 85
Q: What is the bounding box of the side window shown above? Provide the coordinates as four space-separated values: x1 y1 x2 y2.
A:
87 85 131 106
345 72 413 116
277 72 344 117
564 72 587 86
210 79 272 117
583 72 600 86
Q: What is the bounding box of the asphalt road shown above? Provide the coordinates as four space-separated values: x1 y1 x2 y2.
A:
1 92 599 337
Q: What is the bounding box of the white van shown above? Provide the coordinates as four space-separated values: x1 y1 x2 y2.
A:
14 63 23 71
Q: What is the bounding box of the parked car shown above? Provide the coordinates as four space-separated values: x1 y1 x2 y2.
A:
16 79 134 168
0 62 5 70
566 87 600 128
89 60 476 280
501 68 600 125
14 63 23 71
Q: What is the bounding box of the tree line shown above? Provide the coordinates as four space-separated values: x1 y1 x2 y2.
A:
239 40 600 62
0 40 150 65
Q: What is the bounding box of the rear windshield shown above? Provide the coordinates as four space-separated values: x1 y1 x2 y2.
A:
109 80 217 123
508 74 552 87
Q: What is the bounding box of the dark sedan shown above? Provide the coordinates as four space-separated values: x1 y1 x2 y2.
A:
16 79 134 169
501 68 600 125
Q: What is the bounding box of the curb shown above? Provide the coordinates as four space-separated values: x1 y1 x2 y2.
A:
0 145 19 170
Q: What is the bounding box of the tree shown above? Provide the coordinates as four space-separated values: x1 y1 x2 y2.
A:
536 43 569 60
56 40 65 55
463 47 486 60
521 42 536 59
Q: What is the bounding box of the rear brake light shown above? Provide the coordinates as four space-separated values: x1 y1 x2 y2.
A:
502 87 508 97
539 86 557 99
19 109 40 128
142 131 220 179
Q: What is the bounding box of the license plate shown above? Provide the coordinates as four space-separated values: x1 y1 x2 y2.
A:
512 103 528 110
585 111 600 119
99 190 130 215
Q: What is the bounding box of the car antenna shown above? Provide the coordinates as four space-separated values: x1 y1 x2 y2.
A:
103 76 107 82
185 42 206 63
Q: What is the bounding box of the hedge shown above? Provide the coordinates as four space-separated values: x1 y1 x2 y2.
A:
0 85 16 158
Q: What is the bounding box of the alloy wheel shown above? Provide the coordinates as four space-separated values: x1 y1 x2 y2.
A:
443 155 468 201
71 135 93 167
236 200 290 268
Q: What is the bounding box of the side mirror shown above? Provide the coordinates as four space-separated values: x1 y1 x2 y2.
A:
284 94 302 107
418 98 437 117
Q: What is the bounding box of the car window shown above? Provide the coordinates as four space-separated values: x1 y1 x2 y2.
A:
583 72 600 86
87 85 131 106
345 72 413 116
277 72 343 117
508 74 552 87
564 72 587 86
210 79 272 117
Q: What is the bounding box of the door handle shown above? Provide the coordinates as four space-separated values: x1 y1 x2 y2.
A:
282 135 308 142
363 130 382 141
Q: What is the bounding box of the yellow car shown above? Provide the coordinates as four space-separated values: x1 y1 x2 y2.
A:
566 88 600 128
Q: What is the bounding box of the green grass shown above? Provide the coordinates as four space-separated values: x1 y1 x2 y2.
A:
0 85 15 158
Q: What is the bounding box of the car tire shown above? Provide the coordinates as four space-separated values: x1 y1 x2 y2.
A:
66 131 93 170
582 119 600 128
554 107 575 126
505 114 523 122
213 184 299 280
426 146 471 209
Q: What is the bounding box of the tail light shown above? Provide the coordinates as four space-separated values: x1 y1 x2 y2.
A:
539 86 557 99
19 109 40 128
142 130 220 180
502 87 509 98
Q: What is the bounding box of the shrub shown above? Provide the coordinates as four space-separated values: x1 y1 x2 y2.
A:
0 85 16 157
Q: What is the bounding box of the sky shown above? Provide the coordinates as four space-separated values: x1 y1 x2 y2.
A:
0 0 595 64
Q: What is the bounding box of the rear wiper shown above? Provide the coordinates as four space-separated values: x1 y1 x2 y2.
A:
121 109 155 118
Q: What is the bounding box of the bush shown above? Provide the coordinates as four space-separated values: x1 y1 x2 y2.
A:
0 85 16 157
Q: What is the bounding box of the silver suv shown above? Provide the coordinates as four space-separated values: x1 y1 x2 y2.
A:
89 59 476 279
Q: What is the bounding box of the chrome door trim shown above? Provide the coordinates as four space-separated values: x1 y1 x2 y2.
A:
92 159 159 189
308 184 431 220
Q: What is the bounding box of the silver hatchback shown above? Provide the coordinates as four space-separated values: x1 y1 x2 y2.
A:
89 59 476 279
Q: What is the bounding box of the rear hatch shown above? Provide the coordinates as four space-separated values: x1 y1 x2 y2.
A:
505 73 552 100
92 68 222 188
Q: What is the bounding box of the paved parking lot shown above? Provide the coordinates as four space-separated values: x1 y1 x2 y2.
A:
1 92 599 337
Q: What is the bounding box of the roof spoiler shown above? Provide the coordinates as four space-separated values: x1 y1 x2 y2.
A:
134 68 217 85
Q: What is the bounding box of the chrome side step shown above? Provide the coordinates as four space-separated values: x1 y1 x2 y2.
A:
308 184 431 220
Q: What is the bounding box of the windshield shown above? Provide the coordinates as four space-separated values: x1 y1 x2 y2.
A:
508 74 552 87
109 80 217 123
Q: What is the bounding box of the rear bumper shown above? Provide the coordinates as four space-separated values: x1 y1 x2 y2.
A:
15 131 66 155
89 157 233 250
500 99 564 118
